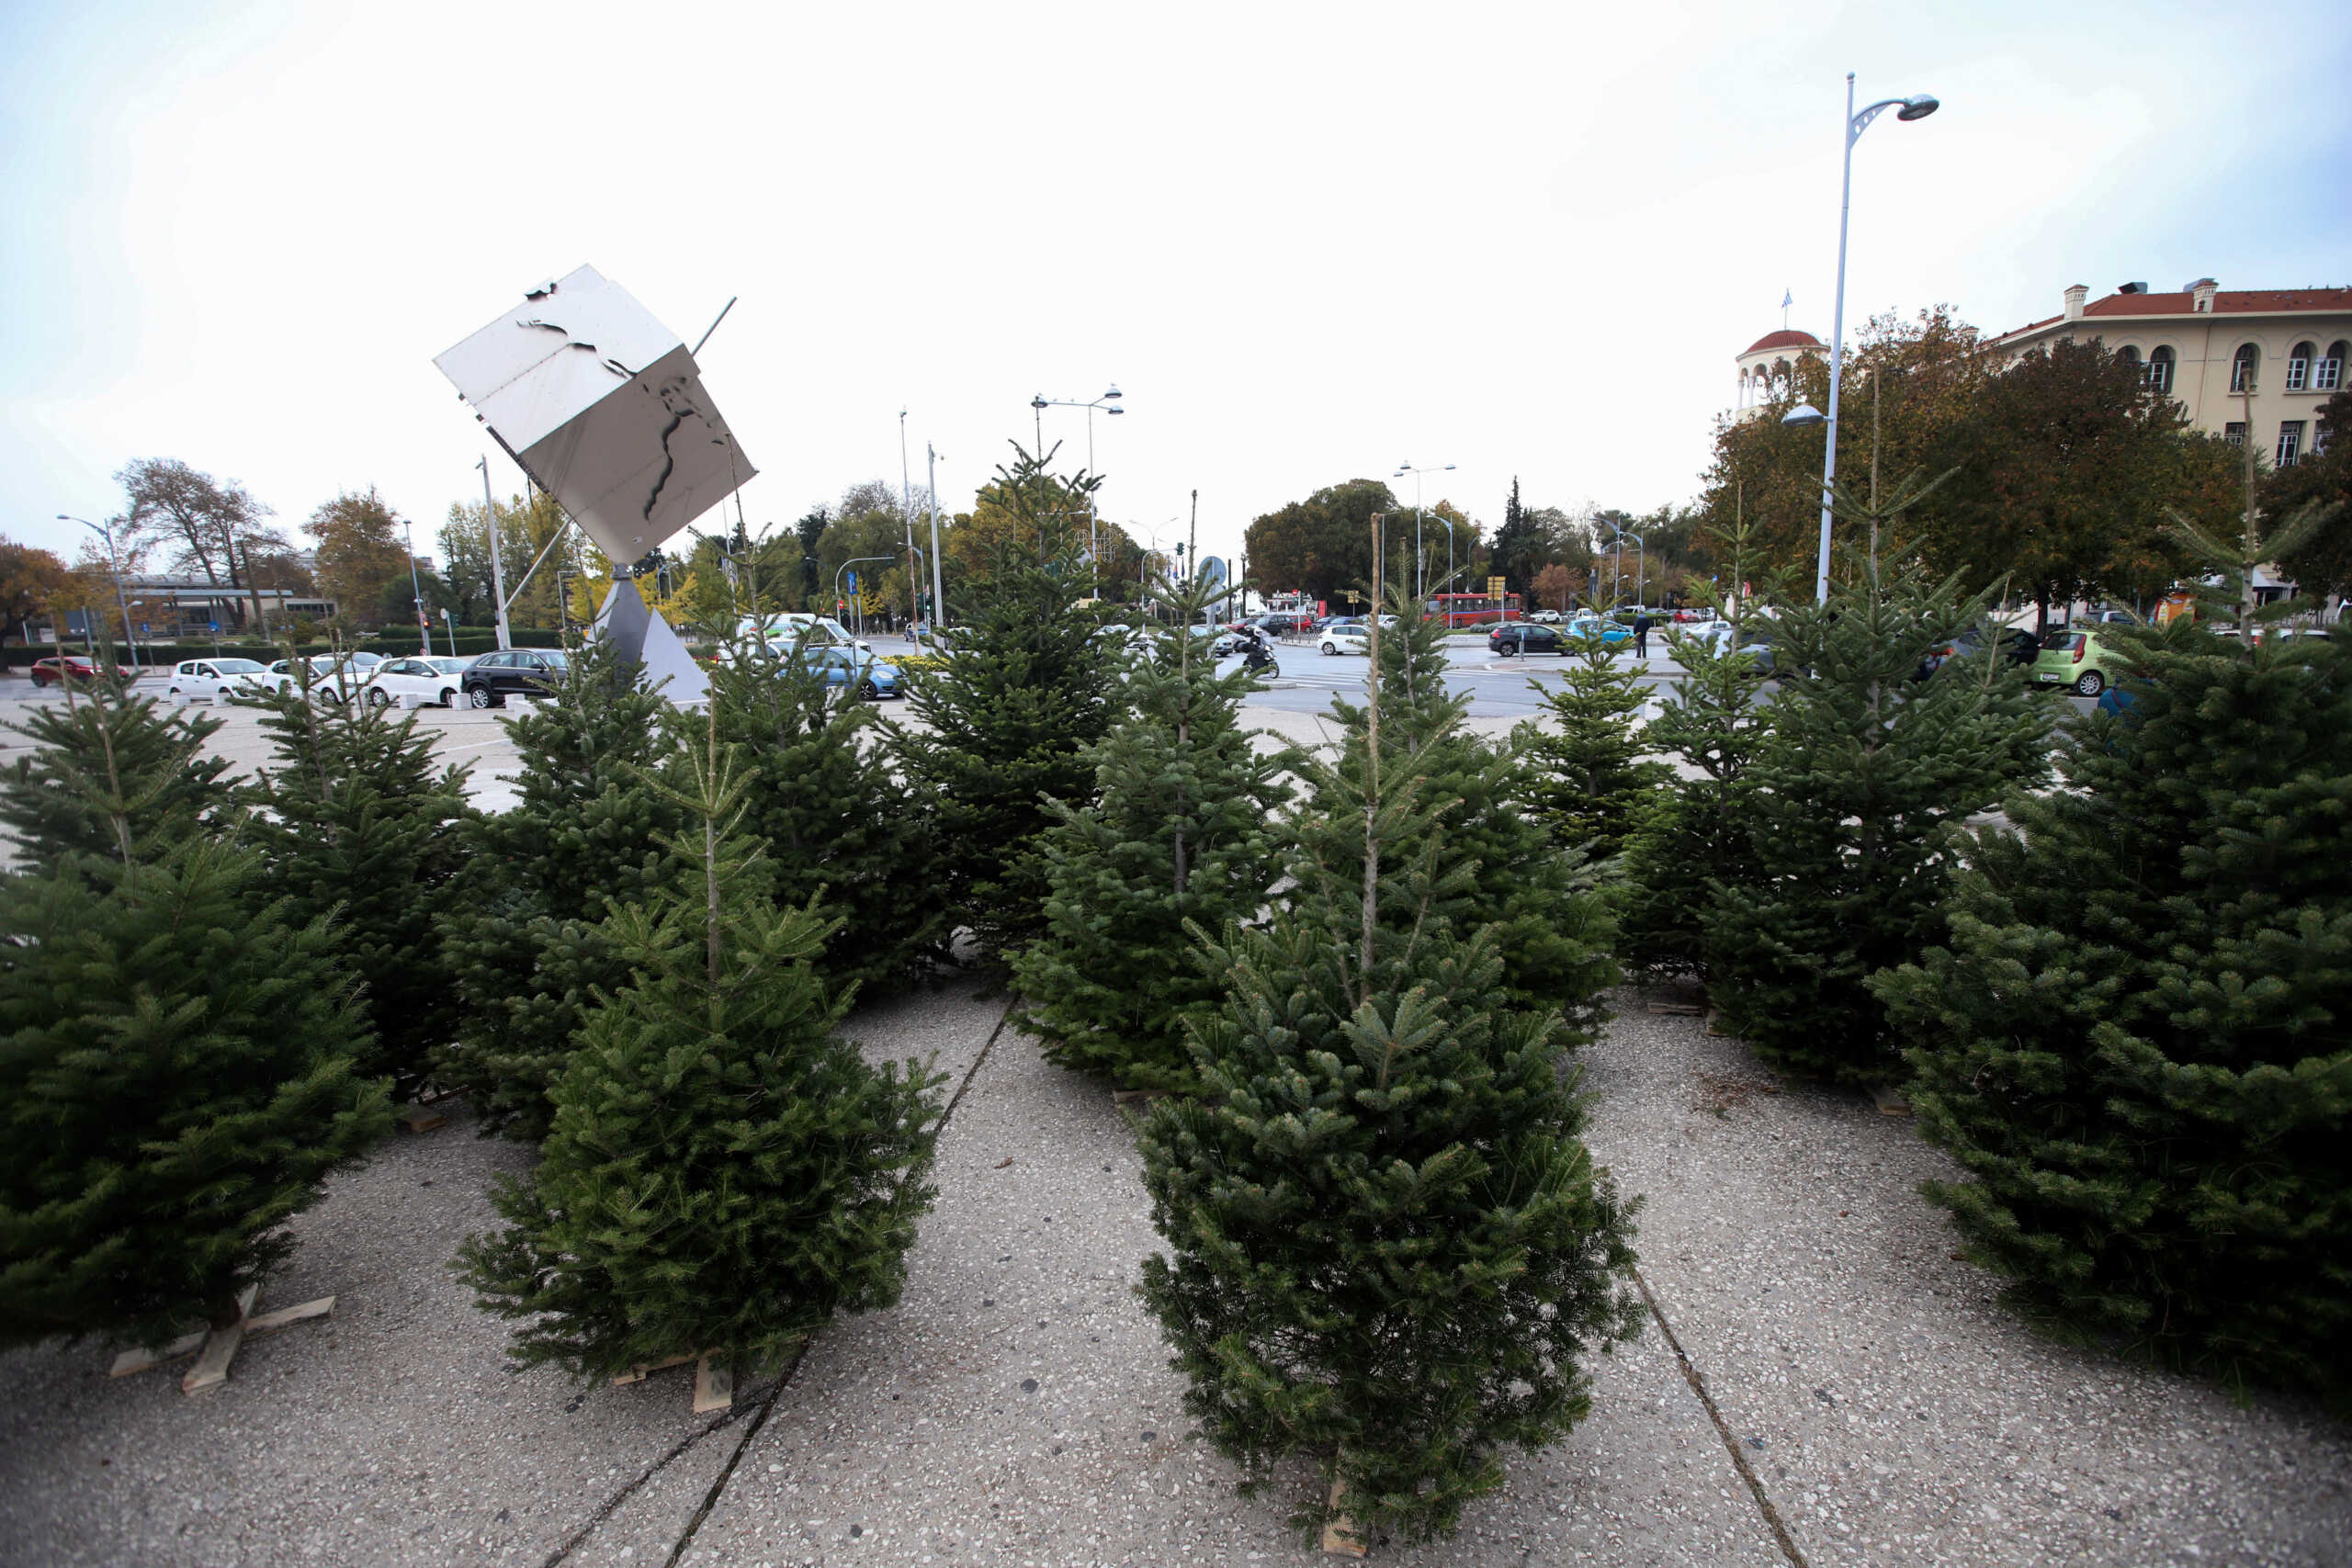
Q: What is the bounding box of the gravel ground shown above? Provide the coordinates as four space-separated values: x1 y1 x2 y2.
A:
4 976 2346 1567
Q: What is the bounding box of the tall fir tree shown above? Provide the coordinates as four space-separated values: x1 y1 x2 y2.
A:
0 707 390 1348
1703 477 2051 1083
459 715 945 1382
1138 554 1642 1547
1308 581 1617 1026
1616 513 1775 980
0 666 232 874
436 637 684 1139
1012 550 1292 1091
1516 626 1670 864
1872 463 2352 1405
241 673 477 1098
702 617 945 996
890 444 1118 963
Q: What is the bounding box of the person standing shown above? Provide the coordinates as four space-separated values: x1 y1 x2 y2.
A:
1634 610 1654 659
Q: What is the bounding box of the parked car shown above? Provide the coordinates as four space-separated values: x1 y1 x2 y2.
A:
1564 614 1633 647
1918 626 2040 681
1253 614 1311 637
460 648 570 707
28 653 138 687
1678 620 1776 673
167 657 274 704
1531 608 1564 624
363 655 471 708
2031 627 2119 697
1319 624 1371 657
799 644 902 699
265 654 371 703
1489 623 1566 656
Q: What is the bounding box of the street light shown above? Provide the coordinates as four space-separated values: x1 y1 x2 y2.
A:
1432 515 1458 626
57 514 140 669
1607 524 1646 610
835 556 896 639
402 518 430 655
1031 386 1125 565
1811 74 1940 604
1393 462 1455 601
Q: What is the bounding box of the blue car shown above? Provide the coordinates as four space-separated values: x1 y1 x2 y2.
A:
800 644 901 699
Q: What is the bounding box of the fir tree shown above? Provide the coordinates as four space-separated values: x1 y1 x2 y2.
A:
0 835 390 1346
458 716 945 1382
1308 581 1617 1026
1012 553 1292 1091
1517 626 1669 863
890 444 1118 963
0 665 232 874
1703 477 2051 1083
1138 558 1642 1547
1872 467 2352 1404
1617 513 1774 980
241 678 476 1098
436 637 684 1139
702 619 945 996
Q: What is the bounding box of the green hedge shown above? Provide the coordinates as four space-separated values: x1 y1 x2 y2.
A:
2 628 569 671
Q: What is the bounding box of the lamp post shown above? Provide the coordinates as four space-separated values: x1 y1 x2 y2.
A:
1607 525 1645 610
835 556 895 639
1030 386 1124 565
57 513 139 669
402 518 430 655
926 444 947 637
1393 462 1455 601
1792 74 1940 604
1433 516 1457 625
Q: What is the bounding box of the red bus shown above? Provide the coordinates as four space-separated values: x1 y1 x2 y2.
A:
1426 591 1521 627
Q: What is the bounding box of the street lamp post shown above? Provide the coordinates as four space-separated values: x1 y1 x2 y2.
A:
1393 462 1455 601
402 518 430 655
1433 516 1457 625
835 556 895 639
1792 75 1940 604
1607 525 1645 610
58 513 139 668
1030 387 1124 566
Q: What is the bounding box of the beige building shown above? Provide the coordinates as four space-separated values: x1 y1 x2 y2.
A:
1731 328 1826 420
1987 279 2350 468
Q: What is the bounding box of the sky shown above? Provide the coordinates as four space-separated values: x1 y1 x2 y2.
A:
6 0 2348 580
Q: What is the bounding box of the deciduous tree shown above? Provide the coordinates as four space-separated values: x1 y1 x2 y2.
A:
112 457 282 630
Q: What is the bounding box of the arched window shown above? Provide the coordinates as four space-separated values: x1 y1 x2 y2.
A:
2317 341 2346 392
2147 345 2177 395
1772 358 1791 399
2288 341 2316 391
2117 344 2142 376
2232 343 2260 393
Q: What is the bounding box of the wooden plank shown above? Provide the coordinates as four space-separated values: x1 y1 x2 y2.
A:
1647 1002 1705 1016
1869 1083 1914 1117
109 1330 206 1379
611 1351 697 1387
1319 1478 1367 1557
179 1284 259 1394
399 1105 446 1133
692 1355 733 1415
244 1295 334 1335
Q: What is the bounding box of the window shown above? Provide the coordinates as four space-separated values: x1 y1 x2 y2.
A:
2278 422 2305 467
2147 345 2177 394
2288 342 2315 391
2225 423 2246 446
2232 343 2260 393
2319 341 2347 392
2118 345 2142 377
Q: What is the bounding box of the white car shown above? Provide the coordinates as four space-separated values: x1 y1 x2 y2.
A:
1319 625 1371 656
265 654 372 703
168 657 275 704
360 654 474 708
1532 609 1564 624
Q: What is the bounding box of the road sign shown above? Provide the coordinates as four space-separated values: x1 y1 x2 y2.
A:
208 621 220 634
1487 576 1507 601
846 570 858 591
140 622 150 635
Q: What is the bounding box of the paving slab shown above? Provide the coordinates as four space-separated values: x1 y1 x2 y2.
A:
1586 1000 2352 1568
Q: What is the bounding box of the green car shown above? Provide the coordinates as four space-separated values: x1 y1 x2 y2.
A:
2032 626 2119 697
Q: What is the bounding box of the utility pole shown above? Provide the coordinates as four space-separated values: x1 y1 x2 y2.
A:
479 456 512 651
927 444 946 637
899 410 920 635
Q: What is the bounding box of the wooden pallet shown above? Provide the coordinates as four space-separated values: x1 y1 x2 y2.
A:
1869 1083 1914 1117
107 1285 338 1392
611 1350 732 1414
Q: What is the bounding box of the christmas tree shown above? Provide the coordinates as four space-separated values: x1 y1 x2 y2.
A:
1306 581 1617 1028
1138 533 1642 1547
702 616 944 996
459 715 945 1382
0 660 232 874
1616 513 1774 981
1703 477 2050 1082
241 679 477 1099
0 824 390 1346
1518 623 1668 863
436 637 684 1139
890 445 1118 962
1012 536 1292 1091
1873 467 2352 1404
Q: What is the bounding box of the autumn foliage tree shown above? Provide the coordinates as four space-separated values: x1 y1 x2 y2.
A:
113 457 284 631
0 539 73 645
309 488 414 631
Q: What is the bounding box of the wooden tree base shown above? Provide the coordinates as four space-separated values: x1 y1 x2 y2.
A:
611 1350 732 1414
107 1285 338 1393
1320 1477 1367 1557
